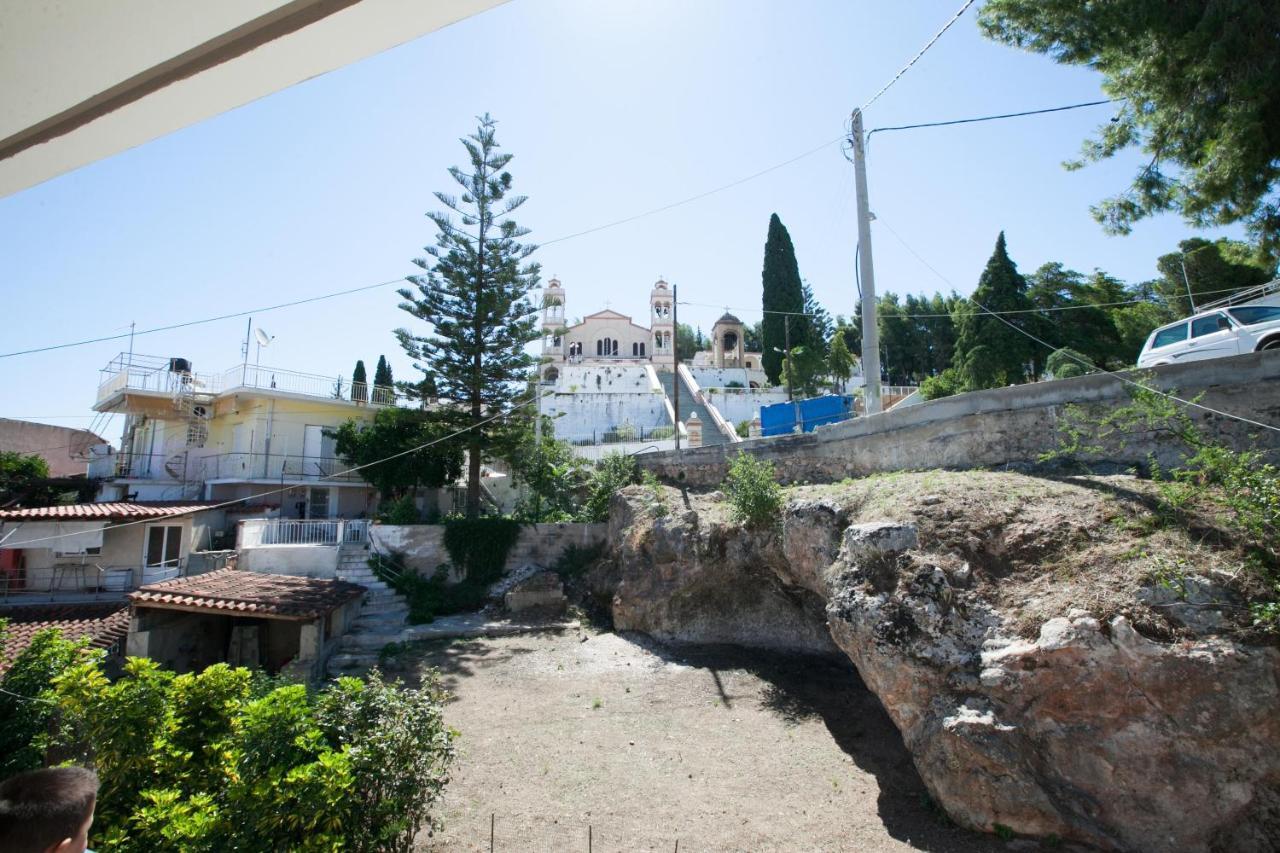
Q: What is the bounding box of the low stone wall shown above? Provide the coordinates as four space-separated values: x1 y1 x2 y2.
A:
370 521 607 578
637 351 1280 487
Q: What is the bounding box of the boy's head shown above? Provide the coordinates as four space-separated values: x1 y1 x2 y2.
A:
0 767 98 853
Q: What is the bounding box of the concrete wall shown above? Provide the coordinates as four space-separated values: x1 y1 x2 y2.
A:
370 521 607 579
637 351 1280 487
704 388 790 427
543 392 671 444
238 544 340 578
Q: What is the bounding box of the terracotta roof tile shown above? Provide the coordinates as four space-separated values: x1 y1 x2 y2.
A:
0 502 221 521
0 603 130 676
130 568 364 621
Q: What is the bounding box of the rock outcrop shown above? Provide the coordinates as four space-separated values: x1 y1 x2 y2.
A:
602 484 1280 852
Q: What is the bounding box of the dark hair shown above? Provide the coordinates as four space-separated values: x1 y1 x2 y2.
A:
0 767 99 852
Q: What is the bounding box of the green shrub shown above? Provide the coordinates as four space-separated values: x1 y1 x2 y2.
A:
442 517 522 585
48 657 453 851
551 541 608 579
724 451 783 528
735 419 752 438
919 367 965 400
0 624 89 776
373 555 494 624
578 453 640 522
1045 347 1095 379
378 495 420 524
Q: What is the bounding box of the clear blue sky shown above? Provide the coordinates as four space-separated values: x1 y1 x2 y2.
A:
0 0 1243 441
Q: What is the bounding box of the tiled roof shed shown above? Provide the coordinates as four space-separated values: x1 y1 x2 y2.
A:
0 603 130 676
130 569 365 621
0 502 221 521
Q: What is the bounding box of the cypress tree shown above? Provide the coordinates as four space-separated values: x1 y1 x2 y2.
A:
374 355 393 388
952 232 1038 390
396 114 540 518
761 213 805 385
351 359 368 403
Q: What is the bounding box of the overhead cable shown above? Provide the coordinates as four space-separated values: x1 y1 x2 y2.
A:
859 0 977 111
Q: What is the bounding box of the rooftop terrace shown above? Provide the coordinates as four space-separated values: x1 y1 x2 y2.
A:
95 353 397 409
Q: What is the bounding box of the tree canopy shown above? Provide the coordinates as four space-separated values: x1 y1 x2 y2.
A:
979 0 1280 258
329 408 463 501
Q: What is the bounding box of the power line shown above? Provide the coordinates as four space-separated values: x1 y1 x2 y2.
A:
0 278 406 360
860 0 977 111
0 394 547 548
867 99 1116 141
873 215 1280 435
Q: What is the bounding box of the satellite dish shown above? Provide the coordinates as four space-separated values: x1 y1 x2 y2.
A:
254 328 272 347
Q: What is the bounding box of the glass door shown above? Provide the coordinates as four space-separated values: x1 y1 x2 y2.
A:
143 525 183 582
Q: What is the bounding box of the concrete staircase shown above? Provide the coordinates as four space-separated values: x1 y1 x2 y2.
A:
327 545 411 674
656 370 729 446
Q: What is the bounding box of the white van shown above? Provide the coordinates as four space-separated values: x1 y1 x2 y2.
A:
1137 281 1280 367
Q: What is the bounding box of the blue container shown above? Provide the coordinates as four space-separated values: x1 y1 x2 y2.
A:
759 394 854 436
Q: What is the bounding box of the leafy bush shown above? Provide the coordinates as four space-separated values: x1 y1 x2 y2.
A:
48 657 453 851
724 451 783 529
378 495 420 524
373 551 499 624
919 367 965 401
0 624 87 776
442 517 522 585
550 541 608 579
578 453 640 522
1045 347 1096 379
735 419 752 438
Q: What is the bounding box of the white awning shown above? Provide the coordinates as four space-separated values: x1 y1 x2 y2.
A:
0 521 106 552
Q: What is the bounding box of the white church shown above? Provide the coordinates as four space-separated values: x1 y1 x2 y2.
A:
538 278 765 382
535 277 788 454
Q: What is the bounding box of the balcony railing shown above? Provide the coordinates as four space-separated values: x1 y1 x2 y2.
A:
238 518 370 548
0 552 233 603
197 453 363 483
96 353 397 408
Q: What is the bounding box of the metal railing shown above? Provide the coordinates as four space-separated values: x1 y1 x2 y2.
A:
238 518 370 548
196 453 364 483
97 353 398 407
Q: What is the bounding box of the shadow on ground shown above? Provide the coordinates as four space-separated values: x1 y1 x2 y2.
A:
640 640 1010 853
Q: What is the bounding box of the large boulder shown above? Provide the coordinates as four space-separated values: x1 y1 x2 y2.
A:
604 486 1280 852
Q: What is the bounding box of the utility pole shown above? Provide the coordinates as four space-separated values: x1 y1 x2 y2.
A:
850 109 883 415
672 283 680 451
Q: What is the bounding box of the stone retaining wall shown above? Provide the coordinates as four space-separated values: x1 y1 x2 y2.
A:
636 350 1280 487
369 521 607 578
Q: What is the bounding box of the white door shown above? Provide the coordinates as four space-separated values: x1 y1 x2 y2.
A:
143 525 183 582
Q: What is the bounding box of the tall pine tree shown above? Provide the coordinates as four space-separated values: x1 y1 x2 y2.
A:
952 232 1038 390
761 213 805 385
396 114 540 517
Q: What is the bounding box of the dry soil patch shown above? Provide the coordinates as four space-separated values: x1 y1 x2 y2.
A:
404 628 1018 853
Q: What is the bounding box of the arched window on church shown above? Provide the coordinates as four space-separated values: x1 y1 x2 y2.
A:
596 339 603 356
639 342 646 356
611 338 619 355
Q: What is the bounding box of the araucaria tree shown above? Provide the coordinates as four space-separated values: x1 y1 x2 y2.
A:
396 114 540 517
952 232 1038 390
761 213 805 385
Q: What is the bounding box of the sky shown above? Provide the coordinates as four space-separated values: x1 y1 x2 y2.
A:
0 0 1245 444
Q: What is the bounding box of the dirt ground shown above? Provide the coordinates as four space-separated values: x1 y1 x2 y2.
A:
398 627 1015 853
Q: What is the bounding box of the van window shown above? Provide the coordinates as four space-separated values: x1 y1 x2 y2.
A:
1229 306 1280 325
1151 324 1188 348
1190 313 1231 338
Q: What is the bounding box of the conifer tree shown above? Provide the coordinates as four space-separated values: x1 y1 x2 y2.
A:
396 114 540 518
351 360 368 404
374 355 393 388
952 232 1038 390
761 214 805 385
